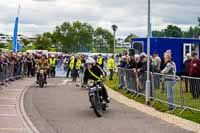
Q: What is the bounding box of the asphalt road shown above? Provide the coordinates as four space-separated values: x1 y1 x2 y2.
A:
24 78 193 133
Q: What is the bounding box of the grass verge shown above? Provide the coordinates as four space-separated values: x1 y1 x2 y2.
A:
105 73 200 123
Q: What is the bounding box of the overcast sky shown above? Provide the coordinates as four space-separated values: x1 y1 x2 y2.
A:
0 0 199 38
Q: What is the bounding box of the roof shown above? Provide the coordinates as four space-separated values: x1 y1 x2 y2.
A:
132 37 200 44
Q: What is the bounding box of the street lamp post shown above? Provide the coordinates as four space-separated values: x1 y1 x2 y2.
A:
58 42 62 52
112 25 118 54
146 0 151 104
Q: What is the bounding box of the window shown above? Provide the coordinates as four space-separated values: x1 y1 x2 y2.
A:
133 42 143 54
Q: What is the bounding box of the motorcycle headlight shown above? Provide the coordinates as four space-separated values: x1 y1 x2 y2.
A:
40 70 44 74
88 80 95 87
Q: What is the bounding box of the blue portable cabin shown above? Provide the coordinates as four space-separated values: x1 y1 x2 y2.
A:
131 37 200 74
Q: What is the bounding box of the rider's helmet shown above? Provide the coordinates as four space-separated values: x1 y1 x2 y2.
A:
86 57 96 65
51 54 55 58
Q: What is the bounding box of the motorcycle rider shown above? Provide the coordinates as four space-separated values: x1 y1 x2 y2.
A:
83 57 110 103
36 54 49 84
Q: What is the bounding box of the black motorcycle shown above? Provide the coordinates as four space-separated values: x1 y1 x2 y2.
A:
38 69 45 88
88 80 108 117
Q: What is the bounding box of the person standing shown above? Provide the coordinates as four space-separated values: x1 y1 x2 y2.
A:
26 55 33 77
189 53 200 98
161 53 176 110
183 54 192 92
69 56 81 82
151 52 161 90
97 54 104 69
117 56 128 89
107 55 115 80
66 56 74 78
49 55 57 78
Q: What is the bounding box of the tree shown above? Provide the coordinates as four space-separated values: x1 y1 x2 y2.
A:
198 17 200 27
71 21 94 52
94 27 114 53
164 25 183 37
21 38 30 46
52 21 94 53
152 30 165 37
125 33 138 42
33 34 51 50
32 21 113 53
183 27 194 38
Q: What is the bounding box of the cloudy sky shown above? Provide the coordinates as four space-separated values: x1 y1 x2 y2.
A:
0 0 200 37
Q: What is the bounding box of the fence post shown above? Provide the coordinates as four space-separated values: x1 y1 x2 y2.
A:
179 76 184 110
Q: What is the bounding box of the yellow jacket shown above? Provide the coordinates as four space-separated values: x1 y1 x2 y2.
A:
97 57 103 65
70 59 82 70
107 58 115 70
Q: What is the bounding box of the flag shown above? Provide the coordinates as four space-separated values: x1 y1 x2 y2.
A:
12 3 21 52
17 42 23 51
12 16 19 52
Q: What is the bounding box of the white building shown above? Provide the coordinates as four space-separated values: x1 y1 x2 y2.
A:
0 34 36 46
116 38 131 48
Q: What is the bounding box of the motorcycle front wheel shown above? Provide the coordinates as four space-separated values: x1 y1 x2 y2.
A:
39 75 44 88
90 95 103 117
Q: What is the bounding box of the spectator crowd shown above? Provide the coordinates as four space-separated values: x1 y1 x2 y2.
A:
116 50 200 109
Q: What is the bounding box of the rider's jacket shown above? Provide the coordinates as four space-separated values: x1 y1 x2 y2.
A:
84 64 105 83
36 59 49 70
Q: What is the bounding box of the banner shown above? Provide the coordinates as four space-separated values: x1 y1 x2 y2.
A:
12 17 19 52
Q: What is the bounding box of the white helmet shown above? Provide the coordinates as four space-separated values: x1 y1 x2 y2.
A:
86 57 96 64
135 54 140 59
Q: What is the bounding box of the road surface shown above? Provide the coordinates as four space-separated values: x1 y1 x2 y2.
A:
24 78 193 133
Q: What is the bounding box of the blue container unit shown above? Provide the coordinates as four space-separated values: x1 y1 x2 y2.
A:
131 37 200 73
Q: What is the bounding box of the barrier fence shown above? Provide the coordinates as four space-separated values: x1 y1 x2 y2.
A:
117 67 200 114
0 62 27 85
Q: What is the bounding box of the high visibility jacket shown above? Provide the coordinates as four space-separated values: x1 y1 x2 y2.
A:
49 58 56 66
76 59 82 70
70 59 82 70
107 58 115 70
97 57 103 65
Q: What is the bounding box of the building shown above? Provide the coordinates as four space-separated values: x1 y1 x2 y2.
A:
0 34 36 47
116 38 131 48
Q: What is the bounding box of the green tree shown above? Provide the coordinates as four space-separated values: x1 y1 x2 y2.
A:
125 33 138 42
94 27 114 53
183 27 194 38
164 25 183 37
71 21 94 52
152 30 165 37
33 34 51 50
21 38 30 46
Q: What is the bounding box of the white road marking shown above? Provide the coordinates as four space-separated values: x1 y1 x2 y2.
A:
0 105 15 107
0 128 24 131
0 114 17 117
58 79 71 86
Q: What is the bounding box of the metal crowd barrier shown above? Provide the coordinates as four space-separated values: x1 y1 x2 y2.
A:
117 67 200 114
180 76 200 113
0 62 27 86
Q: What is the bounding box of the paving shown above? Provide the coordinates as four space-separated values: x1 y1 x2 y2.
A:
24 78 194 133
0 78 34 133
